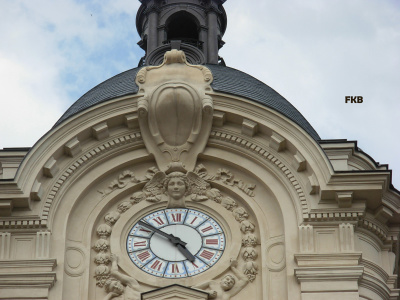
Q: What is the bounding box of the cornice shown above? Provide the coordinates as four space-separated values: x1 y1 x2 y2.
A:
41 132 143 223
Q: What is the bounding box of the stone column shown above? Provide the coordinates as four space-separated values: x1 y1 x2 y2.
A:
207 8 219 64
147 6 159 55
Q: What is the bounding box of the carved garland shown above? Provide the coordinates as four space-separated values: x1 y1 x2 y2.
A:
93 164 259 292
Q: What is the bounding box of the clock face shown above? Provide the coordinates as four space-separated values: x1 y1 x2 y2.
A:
126 208 225 278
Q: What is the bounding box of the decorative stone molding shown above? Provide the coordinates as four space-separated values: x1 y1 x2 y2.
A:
241 119 258 137
98 170 141 197
0 232 10 259
306 174 319 195
43 157 59 178
30 180 43 201
358 218 388 241
291 151 306 172
0 259 57 299
336 191 353 208
306 211 364 222
141 284 209 300
0 219 46 229
41 132 143 222
124 113 139 129
213 168 256 197
64 137 81 157
299 225 314 253
374 206 394 223
295 265 364 291
92 122 110 140
36 231 51 259
0 200 13 217
213 111 226 127
65 246 86 277
136 50 214 172
269 132 286 152
295 253 362 267
339 223 355 252
265 235 286 272
209 130 309 218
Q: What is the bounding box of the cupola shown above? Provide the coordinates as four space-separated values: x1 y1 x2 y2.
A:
136 0 227 66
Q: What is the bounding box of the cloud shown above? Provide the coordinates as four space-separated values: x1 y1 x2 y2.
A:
0 0 142 147
221 0 400 188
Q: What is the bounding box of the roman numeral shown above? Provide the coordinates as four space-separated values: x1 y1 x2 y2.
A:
206 239 219 245
137 251 151 262
190 217 198 224
139 227 151 233
134 241 147 247
171 213 182 222
191 262 199 268
153 217 164 226
201 226 213 233
199 250 214 260
150 260 163 271
171 263 180 273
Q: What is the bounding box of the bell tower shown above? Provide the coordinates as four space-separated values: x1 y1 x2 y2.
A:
136 0 227 66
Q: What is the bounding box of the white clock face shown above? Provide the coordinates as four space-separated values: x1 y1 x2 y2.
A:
126 208 226 278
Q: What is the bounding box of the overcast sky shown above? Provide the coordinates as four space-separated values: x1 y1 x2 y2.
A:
0 0 399 188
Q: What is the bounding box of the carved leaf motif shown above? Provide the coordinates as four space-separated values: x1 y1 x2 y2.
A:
214 168 256 197
242 247 258 261
144 167 160 180
98 170 142 197
97 224 112 238
95 253 110 265
206 188 222 203
215 168 234 185
240 220 255 234
243 261 258 282
117 201 132 213
234 180 256 197
93 239 110 252
193 164 215 180
221 197 237 211
95 265 110 287
242 234 258 247
104 211 120 225
233 207 249 222
130 191 146 204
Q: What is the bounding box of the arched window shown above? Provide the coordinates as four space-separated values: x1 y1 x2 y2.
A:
166 12 199 42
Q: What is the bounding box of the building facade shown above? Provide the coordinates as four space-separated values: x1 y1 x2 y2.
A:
1 1 399 299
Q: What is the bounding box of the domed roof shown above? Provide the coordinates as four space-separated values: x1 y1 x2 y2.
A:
54 65 320 141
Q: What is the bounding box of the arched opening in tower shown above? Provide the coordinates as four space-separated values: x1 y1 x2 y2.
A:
166 12 199 44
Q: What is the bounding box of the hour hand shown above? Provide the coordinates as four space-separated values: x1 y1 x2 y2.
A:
138 220 186 246
177 244 196 262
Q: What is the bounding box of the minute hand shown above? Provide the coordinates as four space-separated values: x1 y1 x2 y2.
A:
138 221 186 246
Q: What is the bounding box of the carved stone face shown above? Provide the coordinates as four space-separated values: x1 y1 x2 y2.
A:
110 281 124 294
220 275 235 291
167 177 186 200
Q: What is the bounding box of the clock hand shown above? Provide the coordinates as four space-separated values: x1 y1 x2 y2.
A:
138 221 187 246
176 244 196 262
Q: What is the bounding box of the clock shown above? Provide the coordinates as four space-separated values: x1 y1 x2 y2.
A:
126 208 226 278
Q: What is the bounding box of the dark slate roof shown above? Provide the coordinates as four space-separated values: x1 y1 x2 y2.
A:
54 68 142 127
207 65 320 140
54 65 320 140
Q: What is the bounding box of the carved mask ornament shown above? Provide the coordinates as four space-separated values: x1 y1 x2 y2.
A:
135 50 214 172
